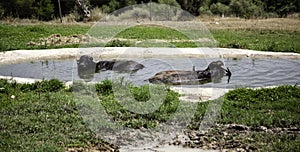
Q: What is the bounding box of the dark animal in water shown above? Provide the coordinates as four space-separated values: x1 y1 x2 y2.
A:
96 60 145 72
77 55 145 79
148 60 231 85
77 55 97 73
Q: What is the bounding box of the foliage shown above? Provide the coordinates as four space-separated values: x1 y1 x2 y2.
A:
95 79 113 95
116 25 189 40
262 0 299 17
210 2 230 16
0 0 54 21
0 79 105 151
1 24 299 52
98 80 180 128
191 85 300 129
228 0 264 18
220 85 300 127
0 0 299 21
51 0 75 17
158 0 180 8
33 0 54 21
105 39 132 47
0 24 89 51
1 79 299 151
211 29 300 53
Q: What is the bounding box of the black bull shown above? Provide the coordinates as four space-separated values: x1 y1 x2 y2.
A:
76 55 231 84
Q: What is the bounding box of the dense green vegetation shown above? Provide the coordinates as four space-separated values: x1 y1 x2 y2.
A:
95 79 181 128
1 79 299 151
190 85 300 151
1 24 299 53
0 79 104 151
0 0 299 21
191 85 300 129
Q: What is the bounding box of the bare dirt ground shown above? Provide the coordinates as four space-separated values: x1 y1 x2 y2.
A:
198 17 300 31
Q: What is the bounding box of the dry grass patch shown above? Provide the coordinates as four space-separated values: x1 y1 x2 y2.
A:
199 17 300 31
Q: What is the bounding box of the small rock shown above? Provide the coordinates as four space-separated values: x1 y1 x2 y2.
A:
223 132 228 136
227 124 250 131
258 126 268 132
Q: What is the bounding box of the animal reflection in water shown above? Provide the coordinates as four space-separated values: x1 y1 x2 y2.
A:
77 55 145 80
149 60 231 85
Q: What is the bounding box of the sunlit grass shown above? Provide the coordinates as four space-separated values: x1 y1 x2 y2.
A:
1 23 299 52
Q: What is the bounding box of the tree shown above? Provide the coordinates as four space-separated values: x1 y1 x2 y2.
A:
33 0 54 21
158 0 180 7
262 0 298 17
177 0 205 16
210 2 229 16
51 0 75 17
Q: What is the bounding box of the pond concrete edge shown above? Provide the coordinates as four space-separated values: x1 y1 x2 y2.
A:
0 47 299 65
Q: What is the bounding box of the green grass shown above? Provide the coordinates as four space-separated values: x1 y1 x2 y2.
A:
0 79 181 150
211 29 300 53
221 85 300 127
95 79 181 128
1 79 300 151
191 85 300 128
0 24 89 51
190 85 300 151
0 79 106 151
1 23 299 52
116 25 190 40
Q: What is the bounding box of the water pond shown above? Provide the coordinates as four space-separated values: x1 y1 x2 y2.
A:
0 58 299 89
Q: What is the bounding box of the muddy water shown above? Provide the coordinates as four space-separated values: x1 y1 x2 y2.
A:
0 58 299 88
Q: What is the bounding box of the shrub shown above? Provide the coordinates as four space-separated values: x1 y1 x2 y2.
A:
32 0 54 21
198 6 213 16
95 79 113 95
229 0 264 18
105 39 132 47
31 79 65 92
88 7 105 22
210 2 230 17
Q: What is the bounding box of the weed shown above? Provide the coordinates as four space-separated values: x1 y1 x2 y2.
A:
105 39 132 47
0 79 106 151
95 79 113 95
1 79 299 150
99 80 180 128
191 85 300 129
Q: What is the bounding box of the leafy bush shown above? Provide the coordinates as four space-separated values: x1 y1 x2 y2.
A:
95 79 113 95
229 0 264 18
198 6 213 16
130 85 151 102
32 79 65 92
105 39 132 47
210 2 230 17
88 7 105 22
0 79 65 93
32 0 54 21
